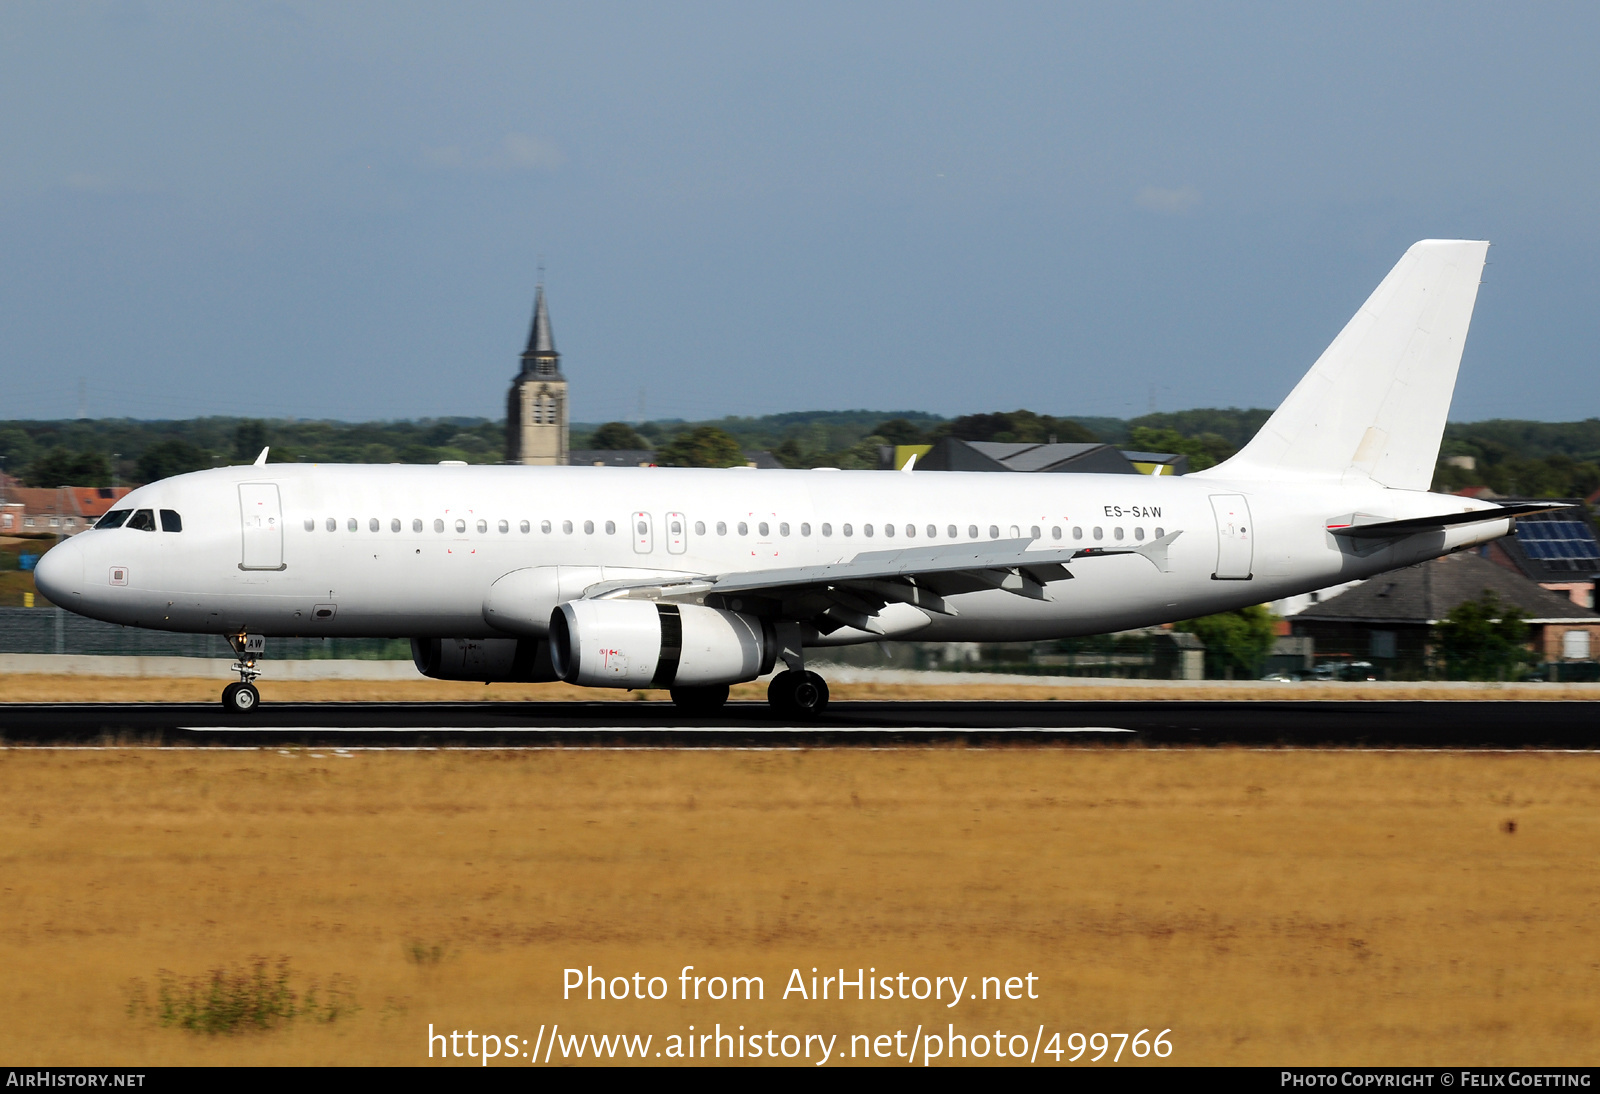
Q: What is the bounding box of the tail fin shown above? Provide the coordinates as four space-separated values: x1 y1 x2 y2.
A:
1203 239 1489 490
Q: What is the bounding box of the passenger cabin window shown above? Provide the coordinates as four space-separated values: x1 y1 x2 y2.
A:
737 522 748 536
800 523 811 536
1073 526 1083 540
540 520 551 533
391 518 401 533
1114 527 1124 540
499 520 509 534
865 524 875 537
606 521 616 535
434 519 445 533
348 518 358 532
563 520 573 534
926 525 936 538
127 509 156 532
326 518 337 532
882 524 893 537
584 520 594 534
1052 526 1062 540
1093 527 1103 540
967 525 978 539
843 524 853 537
477 520 488 534
694 521 706 535
520 521 530 533
758 522 769 537
716 522 727 535
989 525 999 539
1031 525 1040 540
455 519 466 533
1154 526 1165 539
1135 527 1145 540
160 510 183 533
413 519 424 533
947 525 957 538
98 510 131 530
369 518 380 532
821 523 832 536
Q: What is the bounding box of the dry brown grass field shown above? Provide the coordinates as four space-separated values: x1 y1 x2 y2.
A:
3 673 1597 703
1 746 1597 1066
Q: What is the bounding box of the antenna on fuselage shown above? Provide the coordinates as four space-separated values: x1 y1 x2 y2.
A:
254 448 270 466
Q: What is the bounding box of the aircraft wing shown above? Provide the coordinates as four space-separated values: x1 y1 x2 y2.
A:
582 532 1182 633
1326 502 1574 539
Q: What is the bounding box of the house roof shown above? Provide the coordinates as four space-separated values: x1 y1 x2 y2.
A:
1296 550 1600 625
567 448 784 469
569 449 656 467
920 438 1138 475
5 485 132 519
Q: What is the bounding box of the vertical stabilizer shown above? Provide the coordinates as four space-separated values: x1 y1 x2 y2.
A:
1203 240 1489 490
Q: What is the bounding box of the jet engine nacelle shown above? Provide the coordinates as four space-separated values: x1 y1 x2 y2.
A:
410 636 558 682
548 599 775 689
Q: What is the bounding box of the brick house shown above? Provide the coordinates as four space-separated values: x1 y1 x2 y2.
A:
1292 551 1600 678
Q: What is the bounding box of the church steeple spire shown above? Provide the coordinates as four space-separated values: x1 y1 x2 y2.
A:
520 284 561 377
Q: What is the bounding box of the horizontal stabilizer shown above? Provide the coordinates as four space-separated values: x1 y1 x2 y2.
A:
1326 503 1572 539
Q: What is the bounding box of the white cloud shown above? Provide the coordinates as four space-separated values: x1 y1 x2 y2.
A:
1134 185 1201 214
495 133 565 171
419 134 564 173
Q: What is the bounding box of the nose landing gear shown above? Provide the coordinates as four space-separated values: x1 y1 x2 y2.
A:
223 633 265 714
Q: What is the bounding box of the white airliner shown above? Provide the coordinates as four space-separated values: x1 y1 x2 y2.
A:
33 240 1557 714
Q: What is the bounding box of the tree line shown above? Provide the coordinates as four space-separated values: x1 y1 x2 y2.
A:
3 409 1598 499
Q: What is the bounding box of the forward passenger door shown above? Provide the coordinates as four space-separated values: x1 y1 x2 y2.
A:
238 483 285 571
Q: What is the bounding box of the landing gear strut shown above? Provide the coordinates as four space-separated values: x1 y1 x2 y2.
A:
767 670 830 717
222 633 264 714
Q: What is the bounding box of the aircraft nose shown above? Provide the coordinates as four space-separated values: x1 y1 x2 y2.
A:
32 539 83 605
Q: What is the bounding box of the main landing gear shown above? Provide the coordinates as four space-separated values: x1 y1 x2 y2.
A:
222 633 265 714
767 669 830 717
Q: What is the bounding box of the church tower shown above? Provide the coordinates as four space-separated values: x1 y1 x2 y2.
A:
506 284 568 465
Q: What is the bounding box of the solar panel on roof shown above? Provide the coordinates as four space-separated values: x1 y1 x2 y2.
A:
1515 517 1600 563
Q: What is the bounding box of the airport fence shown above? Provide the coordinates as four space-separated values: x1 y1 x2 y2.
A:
0 608 410 660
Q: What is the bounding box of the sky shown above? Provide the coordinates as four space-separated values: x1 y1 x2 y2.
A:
1 1 1598 425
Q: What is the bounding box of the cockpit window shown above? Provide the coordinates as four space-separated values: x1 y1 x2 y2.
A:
160 510 183 532
96 510 131 530
126 509 156 532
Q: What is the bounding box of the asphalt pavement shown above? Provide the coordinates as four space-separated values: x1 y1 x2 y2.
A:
0 700 1595 748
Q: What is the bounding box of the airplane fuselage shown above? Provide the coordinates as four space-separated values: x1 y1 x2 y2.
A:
38 462 1506 643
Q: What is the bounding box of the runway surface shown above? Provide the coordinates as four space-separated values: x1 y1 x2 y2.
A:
0 700 1597 748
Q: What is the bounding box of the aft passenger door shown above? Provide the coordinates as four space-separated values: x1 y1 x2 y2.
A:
239 483 285 570
1209 494 1253 580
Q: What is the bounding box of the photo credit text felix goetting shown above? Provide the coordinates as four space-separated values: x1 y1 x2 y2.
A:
425 965 1174 1066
